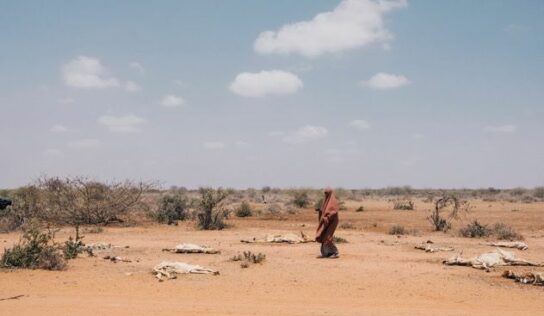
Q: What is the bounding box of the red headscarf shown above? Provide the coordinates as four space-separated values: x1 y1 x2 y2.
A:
315 188 339 243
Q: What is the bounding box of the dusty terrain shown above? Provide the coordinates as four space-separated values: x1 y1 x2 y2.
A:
1 198 543 316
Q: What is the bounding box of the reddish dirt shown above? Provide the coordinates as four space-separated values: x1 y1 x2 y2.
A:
1 199 543 315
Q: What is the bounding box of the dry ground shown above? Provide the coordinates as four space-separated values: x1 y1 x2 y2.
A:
1 199 543 316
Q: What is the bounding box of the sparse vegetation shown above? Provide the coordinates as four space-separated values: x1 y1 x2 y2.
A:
355 206 365 212
62 235 85 259
389 224 406 235
459 220 490 238
534 187 544 199
235 201 253 217
492 223 523 241
393 200 414 210
333 236 348 243
154 192 189 225
292 190 310 208
230 251 266 268
428 195 469 232
339 222 355 229
196 188 229 230
1 223 65 270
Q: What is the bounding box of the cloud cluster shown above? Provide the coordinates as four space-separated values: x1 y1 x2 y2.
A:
98 114 146 133
254 0 407 57
62 56 140 92
229 70 303 97
361 72 410 89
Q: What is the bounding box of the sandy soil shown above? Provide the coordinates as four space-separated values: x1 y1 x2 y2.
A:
1 199 543 316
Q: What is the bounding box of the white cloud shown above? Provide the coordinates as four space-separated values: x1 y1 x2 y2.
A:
124 81 141 92
68 138 102 149
229 70 303 97
160 94 184 107
349 119 371 130
203 141 226 149
129 62 145 74
484 124 517 134
362 72 410 89
62 56 120 89
43 148 64 157
254 0 407 57
50 124 68 133
98 114 146 133
283 125 328 144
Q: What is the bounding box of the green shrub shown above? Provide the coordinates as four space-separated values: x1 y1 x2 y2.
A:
235 201 253 217
459 220 490 238
62 236 85 260
1 224 65 270
154 193 189 225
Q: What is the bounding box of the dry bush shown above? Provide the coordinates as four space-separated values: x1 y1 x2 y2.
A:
428 195 469 232
339 222 355 230
196 188 229 230
292 190 311 208
459 220 490 238
389 224 406 235
333 236 348 243
533 187 544 199
355 206 365 212
1 223 65 270
230 251 266 268
393 200 414 210
0 186 42 232
492 223 523 241
235 201 253 217
38 177 152 238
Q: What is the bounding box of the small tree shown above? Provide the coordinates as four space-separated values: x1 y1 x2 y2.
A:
428 195 469 232
196 188 228 230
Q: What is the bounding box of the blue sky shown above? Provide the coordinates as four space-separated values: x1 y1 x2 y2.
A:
1 0 543 189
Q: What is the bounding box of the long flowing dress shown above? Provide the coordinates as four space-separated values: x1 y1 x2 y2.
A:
315 188 339 257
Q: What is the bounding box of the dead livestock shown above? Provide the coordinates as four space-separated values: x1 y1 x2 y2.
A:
415 241 454 253
443 248 542 271
502 270 544 286
241 232 313 244
487 241 528 251
162 243 220 254
152 261 219 281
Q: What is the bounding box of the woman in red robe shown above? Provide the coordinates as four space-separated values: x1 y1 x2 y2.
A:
315 188 339 258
